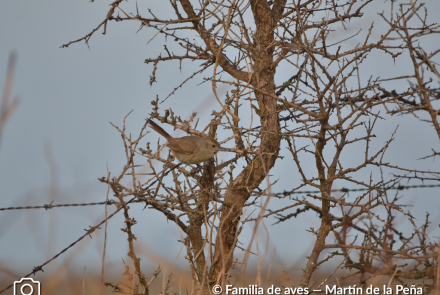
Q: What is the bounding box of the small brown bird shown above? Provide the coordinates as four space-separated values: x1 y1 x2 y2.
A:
147 119 221 164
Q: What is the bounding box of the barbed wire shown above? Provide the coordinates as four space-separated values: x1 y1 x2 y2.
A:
274 184 440 196
0 199 144 211
0 163 170 294
1 184 439 212
0 196 136 294
0 183 438 294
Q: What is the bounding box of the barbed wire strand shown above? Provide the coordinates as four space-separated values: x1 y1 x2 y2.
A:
1 184 439 212
0 199 142 211
0 162 179 294
0 197 135 294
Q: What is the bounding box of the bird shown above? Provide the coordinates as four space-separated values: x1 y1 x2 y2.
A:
147 119 221 164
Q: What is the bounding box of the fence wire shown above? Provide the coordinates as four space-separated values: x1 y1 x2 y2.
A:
1 184 439 211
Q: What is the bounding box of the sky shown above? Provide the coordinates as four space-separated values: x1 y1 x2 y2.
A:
0 0 439 292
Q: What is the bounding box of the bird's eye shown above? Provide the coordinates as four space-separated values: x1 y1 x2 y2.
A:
212 145 216 148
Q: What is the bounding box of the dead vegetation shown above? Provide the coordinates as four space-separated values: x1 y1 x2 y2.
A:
1 0 440 294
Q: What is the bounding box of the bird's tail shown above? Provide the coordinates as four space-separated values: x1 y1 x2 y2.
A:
147 119 172 140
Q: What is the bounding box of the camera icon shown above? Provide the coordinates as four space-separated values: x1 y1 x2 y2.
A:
13 278 40 295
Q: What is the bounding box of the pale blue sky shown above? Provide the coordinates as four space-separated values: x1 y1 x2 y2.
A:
0 0 439 290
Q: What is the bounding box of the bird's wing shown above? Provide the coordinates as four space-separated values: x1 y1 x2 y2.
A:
168 137 200 154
